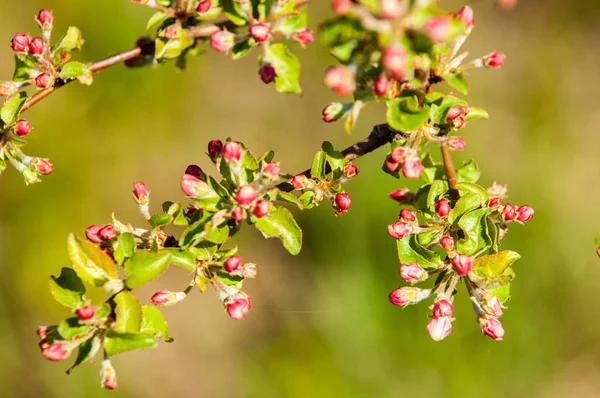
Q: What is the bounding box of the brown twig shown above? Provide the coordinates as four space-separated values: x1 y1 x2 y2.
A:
441 145 457 190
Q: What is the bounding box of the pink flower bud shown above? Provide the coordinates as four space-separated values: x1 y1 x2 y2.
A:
501 203 516 221
76 305 95 321
181 174 204 197
332 0 352 15
223 141 242 162
15 119 32 137
382 46 407 79
196 0 212 13
484 52 506 68
388 221 413 239
380 0 404 20
446 107 463 121
452 254 472 276
133 181 149 203
253 199 270 218
208 139 223 158
86 225 102 243
0 81 18 97
293 29 314 45
11 33 29 52
291 174 309 189
426 316 453 341
231 207 245 223
322 102 345 123
210 30 235 53
29 37 44 55
488 198 501 209
440 235 454 251
41 341 71 362
259 64 276 84
389 188 411 202
399 263 426 284
447 136 466 151
37 9 54 29
435 199 451 217
226 293 251 320
262 162 280 179
35 72 52 88
374 74 389 97
98 225 116 241
249 23 270 42
388 287 431 307
515 205 534 223
344 162 358 178
400 209 416 223
479 315 504 340
224 255 241 273
334 192 352 214
33 158 54 175
150 290 186 306
324 66 356 96
433 299 454 317
390 147 406 163
477 292 504 317
36 326 50 339
597 247 600 258
456 5 475 29
242 263 258 278
385 156 399 173
101 360 118 390
185 165 204 179
402 155 423 179
424 17 452 43
487 182 508 197
164 25 179 40
236 185 257 205
497 0 517 9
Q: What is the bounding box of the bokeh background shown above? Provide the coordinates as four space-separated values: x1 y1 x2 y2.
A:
0 0 599 397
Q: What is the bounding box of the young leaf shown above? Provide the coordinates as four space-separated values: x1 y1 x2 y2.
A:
456 160 480 184
66 336 97 375
1 92 28 126
442 71 468 94
103 331 157 356
386 95 430 132
448 193 482 224
52 26 84 54
67 234 118 287
311 151 326 179
221 0 247 25
254 207 302 255
321 141 345 179
165 248 196 272
485 268 515 303
455 182 489 202
264 43 302 94
124 251 172 289
114 291 143 334
141 306 173 342
150 213 174 228
232 38 255 59
58 317 92 340
397 235 442 271
470 251 521 280
113 233 136 266
49 267 86 309
456 209 490 256
12 54 35 82
274 8 307 35
59 61 92 85
465 107 489 121
427 180 449 211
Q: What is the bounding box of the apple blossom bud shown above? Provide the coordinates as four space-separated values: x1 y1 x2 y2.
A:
435 199 451 217
476 291 504 317
322 102 345 123
41 341 71 362
324 66 356 96
0 81 18 97
180 174 206 197
487 182 508 197
515 205 534 222
100 360 118 390
374 74 389 97
479 315 504 340
501 203 516 221
86 225 102 243
224 255 241 273
259 64 276 84
253 199 270 218
15 119 32 137
210 30 235 53
440 235 454 251
399 263 426 284
382 46 407 79
36 326 52 339
388 221 413 239
133 181 149 204
226 293 251 320
76 306 95 321
488 198 501 209
426 316 453 341
344 162 358 178
385 156 399 173
150 290 186 306
293 29 314 45
208 139 223 158
35 72 52 88
447 136 466 151
231 207 245 223
380 0 404 20
196 0 212 13
402 155 423 179
236 185 257 205
456 5 475 29
32 158 54 175
497 0 517 9
11 33 29 52
484 52 506 68
242 263 257 278
185 165 205 179
334 192 352 214
223 141 242 162
332 0 352 15
388 286 431 307
433 299 454 318
389 188 412 202
596 246 600 258
262 162 280 179
291 174 309 189
249 23 270 42
424 17 451 43
446 107 463 121
29 37 44 55
400 209 416 223
37 9 54 30
390 147 406 163
98 225 116 241
452 254 472 276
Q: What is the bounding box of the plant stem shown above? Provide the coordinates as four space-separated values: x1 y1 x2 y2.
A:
441 145 457 190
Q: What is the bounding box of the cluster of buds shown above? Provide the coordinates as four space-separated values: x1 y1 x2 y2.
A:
385 146 424 180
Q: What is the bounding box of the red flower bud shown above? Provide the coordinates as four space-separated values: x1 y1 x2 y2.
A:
180 174 204 197
85 225 102 243
185 165 204 179
259 64 276 84
210 30 235 53
150 290 186 306
388 287 431 307
231 207 245 223
98 225 116 241
33 158 54 175
446 107 463 121
388 221 413 239
484 52 506 68
389 188 411 202
293 29 314 45
426 316 453 341
324 66 356 96
101 360 118 390
488 198 501 208
196 0 212 13
456 5 475 29
291 174 309 189
36 9 54 29
479 315 504 340
447 136 466 151
452 254 472 276
344 162 358 178
249 23 270 42
402 155 423 179
223 141 241 162
236 185 257 205
435 199 451 217
262 162 280 178
321 102 345 123
380 0 404 20
253 199 270 218
515 205 534 223
501 203 516 221
41 341 71 362
133 181 149 203
226 293 251 320
382 46 407 79
374 74 389 97
390 147 406 163
399 263 426 285
36 326 49 339
15 119 32 137
451 115 466 129
35 72 52 88
597 246 600 258
332 0 352 15
11 33 29 52
424 16 452 43
76 305 95 321
29 37 44 55
224 255 241 273
241 263 258 278
440 235 454 251
208 139 223 158
400 209 416 223
334 192 352 214
433 299 454 318
385 156 399 173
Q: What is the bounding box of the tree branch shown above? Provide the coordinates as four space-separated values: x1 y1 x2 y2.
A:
441 145 457 190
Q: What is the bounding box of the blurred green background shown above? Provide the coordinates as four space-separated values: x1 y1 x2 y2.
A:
1 0 599 397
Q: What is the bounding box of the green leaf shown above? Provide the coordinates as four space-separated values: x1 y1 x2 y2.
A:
52 26 84 54
465 107 489 121
420 153 445 184
455 182 489 202
386 95 430 132
166 248 196 272
49 267 87 309
232 38 255 59
268 189 304 209
66 337 96 374
427 180 449 211
67 234 118 287
114 291 143 334
470 251 521 280
311 151 326 179
154 25 193 60
264 43 302 94
322 141 346 179
150 213 173 228
103 331 157 356
221 0 247 25
1 92 28 126
274 8 307 34
255 207 302 255
147 11 170 30
124 251 171 289
397 235 442 271
12 54 35 82
448 193 482 224
179 213 211 248
442 71 468 94
456 209 490 256
485 268 515 303
141 306 173 342
426 94 468 124
456 160 480 184
113 233 135 266
58 317 92 340
59 61 92 85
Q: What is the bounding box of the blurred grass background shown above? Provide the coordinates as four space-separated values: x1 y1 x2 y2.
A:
0 0 599 397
